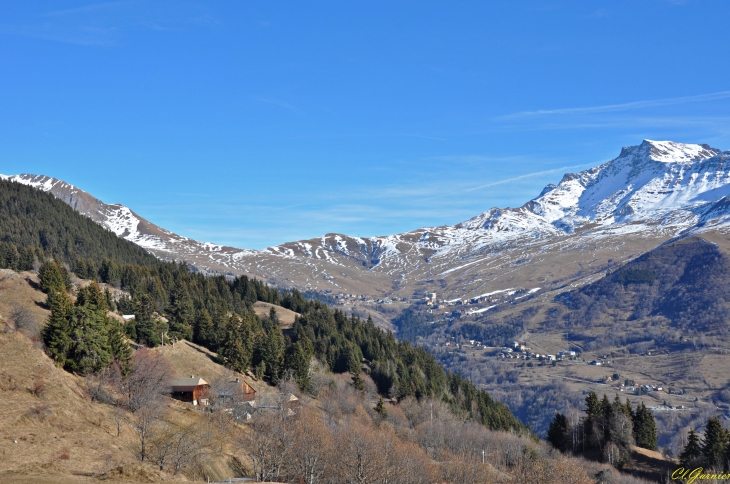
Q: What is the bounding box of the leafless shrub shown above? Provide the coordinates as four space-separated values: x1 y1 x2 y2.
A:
278 378 301 398
25 403 52 420
112 406 127 437
10 304 41 337
7 374 18 391
29 376 46 398
151 422 212 475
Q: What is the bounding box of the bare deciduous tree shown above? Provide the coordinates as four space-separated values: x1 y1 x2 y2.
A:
332 421 386 484
150 420 212 474
129 403 163 462
121 348 173 412
236 410 291 482
117 349 173 463
288 408 332 484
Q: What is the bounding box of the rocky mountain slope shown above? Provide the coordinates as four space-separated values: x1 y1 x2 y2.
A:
4 140 730 305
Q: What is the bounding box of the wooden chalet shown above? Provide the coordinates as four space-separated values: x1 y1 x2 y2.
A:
256 392 300 411
216 377 257 407
170 376 211 406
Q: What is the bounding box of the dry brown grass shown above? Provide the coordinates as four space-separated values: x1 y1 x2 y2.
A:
0 270 48 337
154 339 271 395
0 329 156 481
0 272 266 482
252 302 299 329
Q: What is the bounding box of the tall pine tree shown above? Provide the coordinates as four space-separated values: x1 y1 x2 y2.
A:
702 417 727 469
547 413 569 453
633 402 658 451
42 290 73 368
681 430 703 468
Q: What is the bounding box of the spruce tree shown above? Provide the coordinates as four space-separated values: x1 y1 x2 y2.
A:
268 306 279 324
547 413 569 452
195 309 214 347
107 321 132 373
585 391 601 418
65 305 112 374
375 397 388 421
624 397 634 420
38 260 69 297
601 394 612 419
211 305 229 350
262 319 285 384
124 318 138 341
632 402 658 450
104 288 115 312
286 342 311 391
75 282 109 311
702 417 727 469
42 290 73 367
681 430 703 468
167 281 194 340
349 347 365 392
135 295 161 347
219 324 249 373
583 391 601 449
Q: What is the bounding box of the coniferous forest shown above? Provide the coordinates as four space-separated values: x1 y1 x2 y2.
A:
2 179 523 434
548 391 658 467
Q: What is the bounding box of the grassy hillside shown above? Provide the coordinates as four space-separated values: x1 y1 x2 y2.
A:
0 179 524 433
0 178 526 433
0 268 656 483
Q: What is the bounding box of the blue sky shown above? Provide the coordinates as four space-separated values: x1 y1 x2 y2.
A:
1 1 730 249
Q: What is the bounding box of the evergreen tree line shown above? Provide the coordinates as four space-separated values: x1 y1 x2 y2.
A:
0 179 160 270
679 416 730 471
547 391 657 466
40 260 131 375
3 181 523 433
37 255 523 433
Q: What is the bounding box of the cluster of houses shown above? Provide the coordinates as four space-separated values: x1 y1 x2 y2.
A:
169 375 299 418
425 289 538 314
328 290 409 305
619 383 664 395
438 339 486 350
497 341 578 361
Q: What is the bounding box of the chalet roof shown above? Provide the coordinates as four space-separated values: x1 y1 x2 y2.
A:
216 379 256 397
171 376 208 391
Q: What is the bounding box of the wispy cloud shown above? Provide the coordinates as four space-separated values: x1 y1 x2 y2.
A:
428 154 533 165
0 23 121 46
43 1 131 17
1 2 216 46
499 90 730 119
463 163 594 192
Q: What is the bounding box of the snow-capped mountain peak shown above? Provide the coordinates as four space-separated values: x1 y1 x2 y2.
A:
631 139 720 164
4 140 730 301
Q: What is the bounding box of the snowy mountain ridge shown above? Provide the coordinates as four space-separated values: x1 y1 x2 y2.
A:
4 140 730 301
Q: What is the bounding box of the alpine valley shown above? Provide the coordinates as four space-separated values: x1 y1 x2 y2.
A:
6 139 730 454
5 140 730 314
